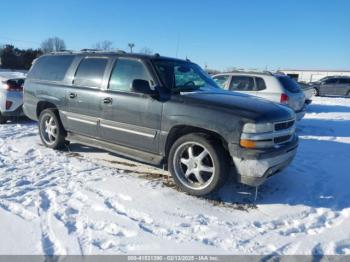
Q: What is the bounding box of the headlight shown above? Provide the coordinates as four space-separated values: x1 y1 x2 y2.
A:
242 122 274 134
240 122 275 149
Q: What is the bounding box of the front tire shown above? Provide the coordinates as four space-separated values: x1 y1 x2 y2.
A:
168 133 228 196
38 109 66 149
313 87 319 96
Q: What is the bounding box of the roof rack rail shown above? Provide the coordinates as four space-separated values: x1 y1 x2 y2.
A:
49 50 73 55
225 69 274 76
80 48 100 52
80 49 127 54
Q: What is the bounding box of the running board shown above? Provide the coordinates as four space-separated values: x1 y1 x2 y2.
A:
66 132 164 167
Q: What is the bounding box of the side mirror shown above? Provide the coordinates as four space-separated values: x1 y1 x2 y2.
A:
132 79 157 96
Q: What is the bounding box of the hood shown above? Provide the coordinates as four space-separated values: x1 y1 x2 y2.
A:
176 88 295 122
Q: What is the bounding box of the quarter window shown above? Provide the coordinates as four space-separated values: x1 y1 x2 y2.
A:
28 55 74 81
108 58 152 92
230 76 255 91
255 77 267 91
73 58 108 88
213 75 230 89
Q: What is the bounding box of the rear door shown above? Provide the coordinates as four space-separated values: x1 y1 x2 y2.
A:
62 56 110 138
337 78 350 96
100 57 162 153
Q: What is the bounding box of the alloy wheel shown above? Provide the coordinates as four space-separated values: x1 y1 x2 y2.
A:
41 115 58 145
173 142 215 190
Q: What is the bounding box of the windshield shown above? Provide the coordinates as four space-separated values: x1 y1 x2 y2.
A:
277 76 301 93
153 60 219 92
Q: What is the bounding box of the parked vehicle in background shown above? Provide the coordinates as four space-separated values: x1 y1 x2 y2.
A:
0 72 26 124
23 51 298 196
213 72 306 120
311 76 350 97
297 82 314 104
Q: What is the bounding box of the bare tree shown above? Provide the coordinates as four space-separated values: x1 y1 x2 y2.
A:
41 37 66 53
128 43 135 53
93 40 113 51
139 47 153 55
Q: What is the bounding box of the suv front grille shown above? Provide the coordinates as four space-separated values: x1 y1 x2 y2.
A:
274 135 292 144
275 120 295 131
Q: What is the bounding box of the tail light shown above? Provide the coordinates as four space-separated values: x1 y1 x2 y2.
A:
6 101 13 110
280 93 289 104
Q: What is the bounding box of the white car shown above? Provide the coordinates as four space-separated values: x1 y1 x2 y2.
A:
213 72 306 120
0 72 26 124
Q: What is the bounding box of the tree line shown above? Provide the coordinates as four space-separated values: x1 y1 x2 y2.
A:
1 37 154 70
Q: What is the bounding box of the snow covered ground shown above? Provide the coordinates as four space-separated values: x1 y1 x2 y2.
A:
0 97 349 255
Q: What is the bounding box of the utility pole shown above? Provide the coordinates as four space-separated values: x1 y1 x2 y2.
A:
128 43 135 53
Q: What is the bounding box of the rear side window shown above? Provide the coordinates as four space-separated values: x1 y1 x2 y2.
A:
73 58 108 88
213 75 230 89
277 76 301 93
27 55 74 81
230 76 255 91
108 58 152 92
255 77 266 91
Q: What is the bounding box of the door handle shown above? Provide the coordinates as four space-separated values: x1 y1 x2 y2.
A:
103 97 113 104
69 93 77 99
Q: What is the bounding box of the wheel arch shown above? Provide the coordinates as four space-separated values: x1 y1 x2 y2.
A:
36 101 58 118
163 125 230 166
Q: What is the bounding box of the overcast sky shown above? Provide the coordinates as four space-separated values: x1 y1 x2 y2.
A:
0 0 349 70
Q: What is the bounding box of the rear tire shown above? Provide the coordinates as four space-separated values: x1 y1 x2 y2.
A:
0 115 6 124
38 109 66 149
168 133 228 196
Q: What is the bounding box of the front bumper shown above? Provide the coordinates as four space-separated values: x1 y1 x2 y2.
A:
229 136 298 187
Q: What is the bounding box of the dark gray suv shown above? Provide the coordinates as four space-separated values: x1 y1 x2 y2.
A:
23 51 298 196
